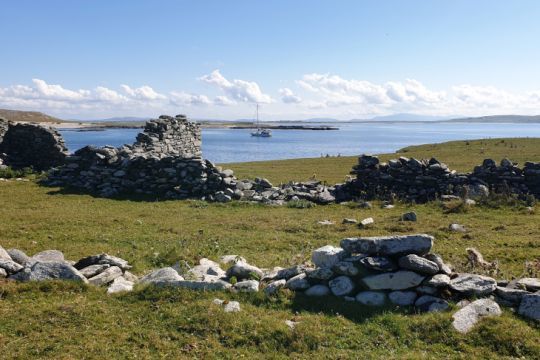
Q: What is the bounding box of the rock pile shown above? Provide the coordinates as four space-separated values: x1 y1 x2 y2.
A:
0 117 67 170
341 154 540 202
3 235 538 329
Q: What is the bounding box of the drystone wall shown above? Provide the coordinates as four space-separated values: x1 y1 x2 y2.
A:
0 117 67 170
1 235 538 328
338 154 540 203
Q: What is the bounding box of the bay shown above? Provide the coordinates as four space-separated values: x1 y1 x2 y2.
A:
58 122 540 163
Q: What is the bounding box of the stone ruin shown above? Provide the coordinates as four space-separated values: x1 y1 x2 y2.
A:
0 117 67 171
338 154 540 203
1 235 539 330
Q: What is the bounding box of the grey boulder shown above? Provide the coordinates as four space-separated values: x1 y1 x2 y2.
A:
452 299 502 333
140 267 183 284
226 262 264 280
19 261 88 283
449 273 497 296
355 291 386 306
398 254 439 275
234 280 259 292
329 276 355 296
88 266 123 286
285 273 311 291
359 256 397 272
388 291 417 306
518 294 540 321
312 245 347 268
304 284 331 297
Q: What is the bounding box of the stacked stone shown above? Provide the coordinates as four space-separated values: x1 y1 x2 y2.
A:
46 115 235 199
471 158 529 195
346 155 468 202
132 114 202 159
0 118 67 170
523 162 540 197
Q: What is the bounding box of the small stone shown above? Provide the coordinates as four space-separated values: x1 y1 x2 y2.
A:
342 218 358 224
312 245 347 268
518 294 540 321
359 217 374 228
219 255 247 265
332 261 359 276
359 256 397 272
452 299 502 333
264 279 286 296
398 254 439 275
389 291 417 306
355 291 386 306
234 279 259 292
0 245 11 260
329 276 355 296
415 295 449 312
423 253 452 275
305 284 331 297
107 276 134 294
449 223 467 233
224 301 241 313
285 273 310 291
88 266 123 286
140 267 183 284
274 265 308 280
425 274 451 288
317 220 334 226
401 212 417 222
98 254 131 270
449 273 497 296
285 320 299 329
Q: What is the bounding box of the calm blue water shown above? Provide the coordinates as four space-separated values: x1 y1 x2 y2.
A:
59 122 540 163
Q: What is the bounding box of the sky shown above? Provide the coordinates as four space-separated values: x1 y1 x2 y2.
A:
1 0 540 120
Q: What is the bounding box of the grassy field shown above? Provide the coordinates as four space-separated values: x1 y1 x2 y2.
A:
0 138 539 359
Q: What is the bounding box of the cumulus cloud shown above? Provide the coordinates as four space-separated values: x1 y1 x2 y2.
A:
279 88 302 104
214 95 236 106
120 84 166 100
169 91 211 106
199 69 272 103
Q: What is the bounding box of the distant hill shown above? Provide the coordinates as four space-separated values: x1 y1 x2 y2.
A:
364 113 456 122
0 109 67 123
445 115 540 123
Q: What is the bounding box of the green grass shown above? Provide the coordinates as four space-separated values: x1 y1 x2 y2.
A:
1 137 539 358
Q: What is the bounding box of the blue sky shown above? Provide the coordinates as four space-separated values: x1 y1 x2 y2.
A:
1 0 540 120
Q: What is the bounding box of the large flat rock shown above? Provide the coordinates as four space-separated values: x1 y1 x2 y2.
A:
362 270 425 290
449 273 497 296
340 234 433 256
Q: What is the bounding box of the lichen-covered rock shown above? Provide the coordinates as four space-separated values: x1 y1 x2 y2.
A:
452 299 502 333
31 250 65 263
415 295 449 312
425 274 451 288
495 286 529 305
359 256 397 272
329 276 355 296
398 254 439 275
312 245 347 268
234 280 259 292
0 245 11 260
449 273 497 296
285 273 311 291
355 291 386 306
264 279 286 296
19 261 88 283
6 248 31 266
140 267 183 284
107 276 134 294
332 261 359 276
88 266 123 286
516 278 540 292
305 267 334 280
0 258 24 274
362 271 425 290
340 234 433 256
423 253 452 275
226 262 264 280
79 264 111 278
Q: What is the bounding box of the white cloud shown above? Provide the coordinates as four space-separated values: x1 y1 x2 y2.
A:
199 69 272 103
214 95 236 106
120 85 166 100
279 88 302 104
169 91 211 106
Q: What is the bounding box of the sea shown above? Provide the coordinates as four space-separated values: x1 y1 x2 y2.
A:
58 122 540 164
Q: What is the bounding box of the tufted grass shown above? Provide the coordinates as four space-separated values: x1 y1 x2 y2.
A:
0 137 539 358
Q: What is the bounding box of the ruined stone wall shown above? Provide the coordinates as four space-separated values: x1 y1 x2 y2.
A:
46 115 232 199
0 118 67 170
340 154 540 202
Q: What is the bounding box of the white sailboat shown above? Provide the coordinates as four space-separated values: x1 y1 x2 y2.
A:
251 104 272 137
